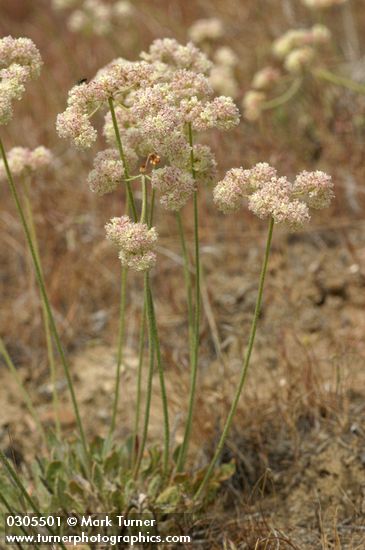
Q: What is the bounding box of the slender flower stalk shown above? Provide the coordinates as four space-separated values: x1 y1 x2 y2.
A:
133 277 155 478
176 123 201 471
194 218 274 500
176 211 194 349
21 178 61 437
108 106 170 471
149 188 156 227
0 138 89 465
0 338 47 446
106 96 134 444
131 303 145 468
108 97 137 220
131 174 148 467
314 68 365 95
145 272 170 474
108 266 128 439
262 77 302 110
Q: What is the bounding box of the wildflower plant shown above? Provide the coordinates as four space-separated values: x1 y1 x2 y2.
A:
52 0 135 37
242 5 365 122
56 36 240 479
0 33 334 518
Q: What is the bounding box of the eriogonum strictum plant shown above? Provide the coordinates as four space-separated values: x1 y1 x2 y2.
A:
56 38 335 496
56 37 239 476
243 8 365 122
0 36 43 126
194 163 334 499
1 33 335 502
243 24 332 121
188 18 240 98
0 36 89 466
0 146 62 438
301 0 348 7
52 0 135 37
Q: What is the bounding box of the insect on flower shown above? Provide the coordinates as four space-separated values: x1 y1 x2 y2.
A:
140 152 161 173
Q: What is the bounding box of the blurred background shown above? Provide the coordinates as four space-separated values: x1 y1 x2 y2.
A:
1 1 365 546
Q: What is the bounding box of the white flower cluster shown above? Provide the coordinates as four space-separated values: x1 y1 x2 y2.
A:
242 24 332 120
0 146 53 181
214 163 334 229
58 39 240 216
52 0 134 36
0 36 43 125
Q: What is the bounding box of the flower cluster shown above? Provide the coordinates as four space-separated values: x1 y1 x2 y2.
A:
87 147 137 195
69 0 134 36
52 0 134 36
0 146 53 181
272 25 331 60
58 38 240 262
214 163 333 229
188 16 239 99
209 47 239 98
151 166 195 212
73 38 236 210
52 0 79 8
302 0 347 8
140 38 213 76
0 36 42 125
105 216 158 271
56 58 154 148
188 18 225 45
242 24 331 120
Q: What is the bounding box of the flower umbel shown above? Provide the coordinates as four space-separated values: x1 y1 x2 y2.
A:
214 163 333 229
151 166 195 211
105 216 158 271
0 146 53 181
0 36 42 125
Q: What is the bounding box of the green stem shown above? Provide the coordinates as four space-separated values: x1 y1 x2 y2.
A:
131 303 146 468
108 112 169 473
108 266 128 439
262 77 302 110
0 450 67 550
149 188 156 227
145 272 170 475
0 138 89 465
0 338 47 446
314 68 365 95
131 174 148 467
176 123 201 472
133 278 155 478
194 218 274 501
176 212 194 351
22 179 61 438
108 97 137 221
140 175 148 223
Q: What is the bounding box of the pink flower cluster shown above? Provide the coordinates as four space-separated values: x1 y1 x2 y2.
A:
243 25 331 120
140 38 213 76
56 59 153 149
151 166 196 212
58 38 240 213
302 0 347 7
87 147 137 195
214 163 334 229
174 144 217 182
105 216 158 271
0 146 53 181
0 36 42 125
67 0 134 37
